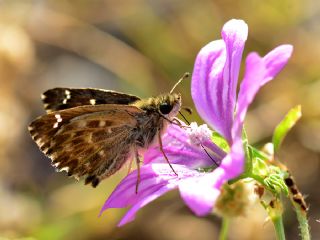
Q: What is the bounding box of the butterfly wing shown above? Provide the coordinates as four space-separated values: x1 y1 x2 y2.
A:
28 104 143 187
42 88 141 113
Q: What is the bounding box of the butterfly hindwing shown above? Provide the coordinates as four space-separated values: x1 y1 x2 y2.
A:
28 104 144 187
42 88 141 113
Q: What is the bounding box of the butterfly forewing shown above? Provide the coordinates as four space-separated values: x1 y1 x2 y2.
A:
29 104 144 187
42 88 141 113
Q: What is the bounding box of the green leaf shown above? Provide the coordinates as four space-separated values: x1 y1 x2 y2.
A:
273 105 302 152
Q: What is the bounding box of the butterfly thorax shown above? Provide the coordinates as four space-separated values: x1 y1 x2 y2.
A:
131 93 182 149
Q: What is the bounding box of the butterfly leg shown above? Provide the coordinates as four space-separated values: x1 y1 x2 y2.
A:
157 130 178 176
127 157 134 175
172 118 190 130
135 149 141 194
159 113 190 130
159 113 182 127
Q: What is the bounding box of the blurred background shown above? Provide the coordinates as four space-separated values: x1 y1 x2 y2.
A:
0 0 319 239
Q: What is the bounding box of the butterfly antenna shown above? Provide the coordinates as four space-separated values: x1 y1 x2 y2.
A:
170 72 190 94
182 107 193 115
200 144 219 166
179 111 190 125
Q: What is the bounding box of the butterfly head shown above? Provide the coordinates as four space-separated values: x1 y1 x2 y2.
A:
158 93 182 119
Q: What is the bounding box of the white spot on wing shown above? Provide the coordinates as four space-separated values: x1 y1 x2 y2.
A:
41 94 46 100
53 114 63 128
62 98 67 104
55 114 63 122
99 121 106 127
65 90 71 99
90 99 96 105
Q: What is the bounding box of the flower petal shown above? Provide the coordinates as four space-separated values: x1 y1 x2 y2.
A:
191 40 227 137
219 53 266 182
222 45 292 181
118 186 172 226
178 168 225 215
100 164 203 226
191 19 248 142
221 19 248 142
233 45 293 140
232 52 266 139
219 137 245 179
262 44 293 85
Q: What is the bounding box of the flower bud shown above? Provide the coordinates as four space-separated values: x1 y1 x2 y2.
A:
215 180 259 217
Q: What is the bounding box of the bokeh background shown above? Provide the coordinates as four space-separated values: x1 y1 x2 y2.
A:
0 0 319 239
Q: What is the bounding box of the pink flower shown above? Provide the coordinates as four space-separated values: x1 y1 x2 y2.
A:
100 19 293 226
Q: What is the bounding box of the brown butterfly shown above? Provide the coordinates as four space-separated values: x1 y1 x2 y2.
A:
28 73 189 190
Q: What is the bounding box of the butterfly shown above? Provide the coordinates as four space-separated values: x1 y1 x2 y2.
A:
28 73 189 190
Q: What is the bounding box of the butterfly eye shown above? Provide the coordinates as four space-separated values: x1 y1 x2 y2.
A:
159 102 173 115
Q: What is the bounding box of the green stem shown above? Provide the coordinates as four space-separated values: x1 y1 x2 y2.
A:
247 173 265 185
264 199 286 240
294 204 311 240
285 172 310 239
243 131 252 174
219 217 230 240
229 172 265 186
272 215 286 240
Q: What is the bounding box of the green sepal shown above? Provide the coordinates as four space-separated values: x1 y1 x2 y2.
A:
247 145 269 176
263 173 289 196
248 145 269 161
212 132 230 152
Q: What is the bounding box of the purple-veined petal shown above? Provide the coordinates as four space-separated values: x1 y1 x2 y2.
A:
219 45 292 188
100 164 178 209
219 137 245 180
117 186 171 226
192 19 248 143
232 52 266 139
220 53 266 182
178 167 225 216
144 123 225 168
100 164 205 226
262 44 293 85
192 40 227 138
178 138 246 216
220 45 293 183
233 45 293 140
221 19 248 142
